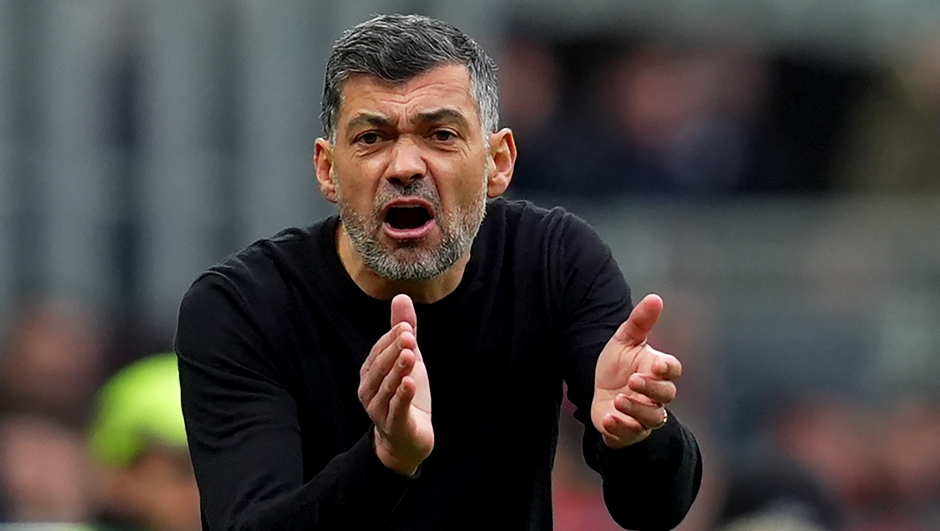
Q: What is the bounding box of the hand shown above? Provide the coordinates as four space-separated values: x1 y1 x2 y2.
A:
591 294 683 449
358 294 433 476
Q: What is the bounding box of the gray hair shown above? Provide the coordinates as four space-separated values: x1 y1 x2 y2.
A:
320 14 500 140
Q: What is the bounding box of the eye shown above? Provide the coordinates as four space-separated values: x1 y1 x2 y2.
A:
430 129 457 142
357 132 382 145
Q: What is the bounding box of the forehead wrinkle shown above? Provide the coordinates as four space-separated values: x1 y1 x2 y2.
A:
340 67 478 127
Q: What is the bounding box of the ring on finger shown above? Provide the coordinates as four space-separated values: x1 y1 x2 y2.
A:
650 409 668 431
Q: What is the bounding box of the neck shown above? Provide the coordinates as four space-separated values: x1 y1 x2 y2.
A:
336 223 470 304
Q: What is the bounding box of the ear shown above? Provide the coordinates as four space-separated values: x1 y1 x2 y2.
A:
486 128 516 198
314 137 338 203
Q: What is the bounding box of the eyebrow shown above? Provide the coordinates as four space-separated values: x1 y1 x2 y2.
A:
344 108 471 138
345 113 396 131
411 108 469 129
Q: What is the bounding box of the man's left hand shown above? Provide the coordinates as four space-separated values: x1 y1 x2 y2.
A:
591 294 683 449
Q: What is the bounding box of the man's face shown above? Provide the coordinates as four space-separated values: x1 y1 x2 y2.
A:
325 65 491 281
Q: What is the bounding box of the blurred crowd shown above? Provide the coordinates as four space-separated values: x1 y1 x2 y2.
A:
1 8 940 531
500 25 940 201
0 298 200 531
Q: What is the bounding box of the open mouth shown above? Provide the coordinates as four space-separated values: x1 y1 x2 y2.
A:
383 203 434 234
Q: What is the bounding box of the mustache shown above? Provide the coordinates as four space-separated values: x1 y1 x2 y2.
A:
373 180 441 212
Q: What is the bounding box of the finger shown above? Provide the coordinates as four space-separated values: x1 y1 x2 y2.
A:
600 411 646 447
391 294 424 362
385 375 417 433
617 388 660 409
628 374 677 405
614 294 663 346
651 353 682 380
366 349 416 424
391 294 417 334
359 332 416 405
614 394 667 429
361 322 414 377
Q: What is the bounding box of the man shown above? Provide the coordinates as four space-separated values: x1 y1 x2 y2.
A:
88 353 201 531
176 14 701 531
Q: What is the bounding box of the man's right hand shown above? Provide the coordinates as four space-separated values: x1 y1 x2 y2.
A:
358 294 433 476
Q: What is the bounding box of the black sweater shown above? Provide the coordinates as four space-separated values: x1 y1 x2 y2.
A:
176 199 701 531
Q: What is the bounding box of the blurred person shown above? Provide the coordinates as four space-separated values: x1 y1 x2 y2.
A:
831 32 940 195
508 35 637 201
512 33 875 200
881 399 940 507
175 14 701 531
713 449 843 531
0 298 105 525
770 397 881 514
604 42 764 196
767 396 940 530
87 353 200 531
497 34 560 140
0 298 107 427
510 36 771 200
0 416 93 524
855 398 940 531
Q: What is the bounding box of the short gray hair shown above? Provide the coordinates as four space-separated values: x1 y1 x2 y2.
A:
320 14 500 140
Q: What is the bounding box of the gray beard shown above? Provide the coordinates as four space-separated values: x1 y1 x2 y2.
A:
337 176 487 282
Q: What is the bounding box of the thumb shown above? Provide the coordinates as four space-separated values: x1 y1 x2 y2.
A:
390 294 418 334
615 294 663 346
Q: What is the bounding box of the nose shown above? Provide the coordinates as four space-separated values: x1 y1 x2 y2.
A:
385 136 427 186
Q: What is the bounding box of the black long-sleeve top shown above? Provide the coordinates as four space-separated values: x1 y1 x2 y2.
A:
175 199 702 531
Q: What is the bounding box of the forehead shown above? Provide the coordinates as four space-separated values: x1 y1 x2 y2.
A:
337 64 480 127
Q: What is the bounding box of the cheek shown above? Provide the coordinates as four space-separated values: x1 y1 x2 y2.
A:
430 157 487 204
456 166 489 205
334 160 380 202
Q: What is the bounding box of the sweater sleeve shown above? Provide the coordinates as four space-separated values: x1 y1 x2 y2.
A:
175 273 413 531
553 213 702 530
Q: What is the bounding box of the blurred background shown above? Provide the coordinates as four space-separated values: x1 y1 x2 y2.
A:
1 0 940 530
